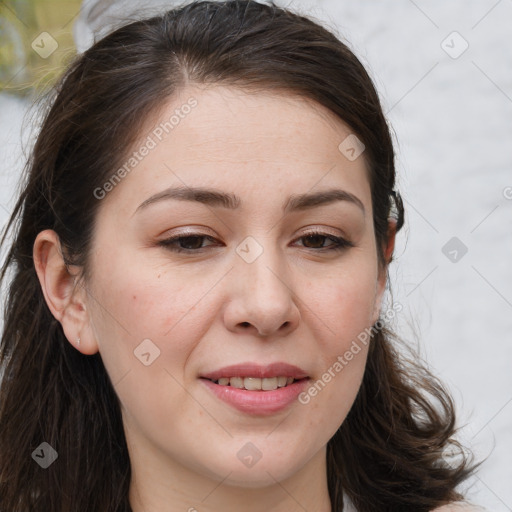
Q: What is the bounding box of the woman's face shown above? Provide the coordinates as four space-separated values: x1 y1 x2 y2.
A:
81 85 388 489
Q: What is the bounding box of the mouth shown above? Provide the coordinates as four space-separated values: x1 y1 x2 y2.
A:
203 376 305 391
199 362 310 415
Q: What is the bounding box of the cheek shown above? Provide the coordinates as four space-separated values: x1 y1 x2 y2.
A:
305 251 379 345
88 247 236 396
329 260 378 370
91 246 198 335
87 254 206 430
296 253 377 430
87 248 224 378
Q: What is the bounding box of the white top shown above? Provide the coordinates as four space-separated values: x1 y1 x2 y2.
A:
342 493 357 511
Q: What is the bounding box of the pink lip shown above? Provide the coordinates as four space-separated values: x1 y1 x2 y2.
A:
200 378 309 415
200 362 309 381
199 362 310 415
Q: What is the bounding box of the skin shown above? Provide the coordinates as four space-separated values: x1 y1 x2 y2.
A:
34 85 398 512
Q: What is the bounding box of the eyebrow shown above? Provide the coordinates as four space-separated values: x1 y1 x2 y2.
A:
134 186 365 216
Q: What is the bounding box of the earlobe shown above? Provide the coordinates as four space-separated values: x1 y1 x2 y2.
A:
33 229 99 354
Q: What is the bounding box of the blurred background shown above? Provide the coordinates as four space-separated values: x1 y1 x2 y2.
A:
1 0 511 510
0 0 80 94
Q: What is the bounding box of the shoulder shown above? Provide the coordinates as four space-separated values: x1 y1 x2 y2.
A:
432 503 488 512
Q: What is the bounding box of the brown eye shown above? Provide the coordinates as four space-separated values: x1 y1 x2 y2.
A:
302 234 330 249
294 232 353 252
158 234 219 252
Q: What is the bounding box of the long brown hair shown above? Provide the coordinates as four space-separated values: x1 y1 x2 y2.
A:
0 1 481 510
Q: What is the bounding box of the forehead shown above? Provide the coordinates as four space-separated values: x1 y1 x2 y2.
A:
153 85 358 162
100 84 371 215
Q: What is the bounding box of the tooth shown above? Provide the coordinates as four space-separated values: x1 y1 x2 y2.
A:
216 376 295 389
277 376 287 388
261 377 278 390
244 377 262 390
230 377 244 388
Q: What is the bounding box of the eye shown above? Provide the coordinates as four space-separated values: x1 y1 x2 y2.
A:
157 234 219 253
292 231 353 252
157 230 353 254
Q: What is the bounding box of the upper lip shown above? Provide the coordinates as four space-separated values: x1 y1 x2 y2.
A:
200 362 309 381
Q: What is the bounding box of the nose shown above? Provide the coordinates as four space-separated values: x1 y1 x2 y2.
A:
223 238 300 338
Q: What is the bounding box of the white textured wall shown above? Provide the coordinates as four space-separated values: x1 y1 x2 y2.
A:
1 1 511 510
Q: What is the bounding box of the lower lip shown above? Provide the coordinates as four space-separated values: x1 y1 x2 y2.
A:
200 378 310 415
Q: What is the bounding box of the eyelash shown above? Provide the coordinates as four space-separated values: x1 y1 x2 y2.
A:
157 231 353 254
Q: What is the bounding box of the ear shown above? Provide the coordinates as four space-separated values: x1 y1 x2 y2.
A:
33 229 99 355
371 219 397 324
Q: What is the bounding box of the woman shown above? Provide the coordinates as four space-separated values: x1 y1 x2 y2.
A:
0 1 484 510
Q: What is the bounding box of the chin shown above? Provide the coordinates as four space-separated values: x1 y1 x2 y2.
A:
199 456 302 489
220 467 295 489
